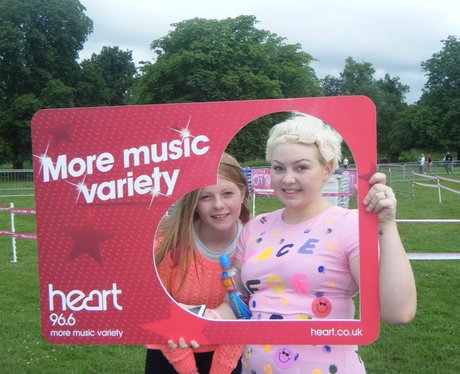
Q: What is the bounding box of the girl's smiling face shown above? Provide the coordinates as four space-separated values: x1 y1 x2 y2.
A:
270 143 333 215
195 176 245 236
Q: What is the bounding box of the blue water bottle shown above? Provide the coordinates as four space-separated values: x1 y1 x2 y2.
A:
220 254 251 319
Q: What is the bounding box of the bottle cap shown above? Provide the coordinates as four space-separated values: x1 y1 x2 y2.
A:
219 254 232 268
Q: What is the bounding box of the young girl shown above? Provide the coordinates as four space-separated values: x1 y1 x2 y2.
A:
145 153 250 374
234 114 417 373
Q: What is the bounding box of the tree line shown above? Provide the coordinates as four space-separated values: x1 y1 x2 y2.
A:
0 0 458 168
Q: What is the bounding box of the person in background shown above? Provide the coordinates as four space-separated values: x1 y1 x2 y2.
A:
443 152 453 174
427 154 433 174
145 152 250 374
419 153 425 174
234 114 417 373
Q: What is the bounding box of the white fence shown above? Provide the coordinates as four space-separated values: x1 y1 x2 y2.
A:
397 219 460 260
0 203 36 262
411 172 460 202
1 168 458 262
378 160 458 184
1 202 458 262
0 169 34 198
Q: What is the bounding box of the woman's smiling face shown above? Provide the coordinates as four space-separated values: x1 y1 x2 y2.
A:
270 143 333 212
195 176 244 235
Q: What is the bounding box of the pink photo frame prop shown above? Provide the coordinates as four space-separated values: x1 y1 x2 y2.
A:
32 96 378 345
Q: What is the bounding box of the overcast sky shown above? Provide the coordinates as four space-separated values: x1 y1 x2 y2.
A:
78 0 460 104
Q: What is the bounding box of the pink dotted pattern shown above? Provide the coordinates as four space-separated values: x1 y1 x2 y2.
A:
31 97 379 345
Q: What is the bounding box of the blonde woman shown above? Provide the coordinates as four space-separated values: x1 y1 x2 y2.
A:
234 115 417 373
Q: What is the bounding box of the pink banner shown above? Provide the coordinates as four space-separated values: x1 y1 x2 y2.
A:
251 168 271 190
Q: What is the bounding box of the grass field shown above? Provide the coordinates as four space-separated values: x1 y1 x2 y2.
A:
0 178 459 373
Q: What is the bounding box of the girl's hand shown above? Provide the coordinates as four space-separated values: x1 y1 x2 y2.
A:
363 172 396 223
167 338 200 349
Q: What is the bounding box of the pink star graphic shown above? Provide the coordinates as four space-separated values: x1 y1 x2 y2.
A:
143 305 209 344
46 123 73 148
65 220 112 264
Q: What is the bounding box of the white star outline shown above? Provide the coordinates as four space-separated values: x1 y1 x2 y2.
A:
169 115 195 143
33 142 88 203
32 142 52 175
148 187 170 209
149 115 194 209
66 174 88 203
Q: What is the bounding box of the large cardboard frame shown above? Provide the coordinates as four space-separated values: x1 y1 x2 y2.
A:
32 96 379 345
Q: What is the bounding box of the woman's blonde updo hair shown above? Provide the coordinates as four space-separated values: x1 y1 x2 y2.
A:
266 114 343 170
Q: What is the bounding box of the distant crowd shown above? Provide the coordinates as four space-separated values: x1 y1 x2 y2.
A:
418 152 454 175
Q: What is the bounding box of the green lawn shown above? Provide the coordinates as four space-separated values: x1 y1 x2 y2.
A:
0 178 459 373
